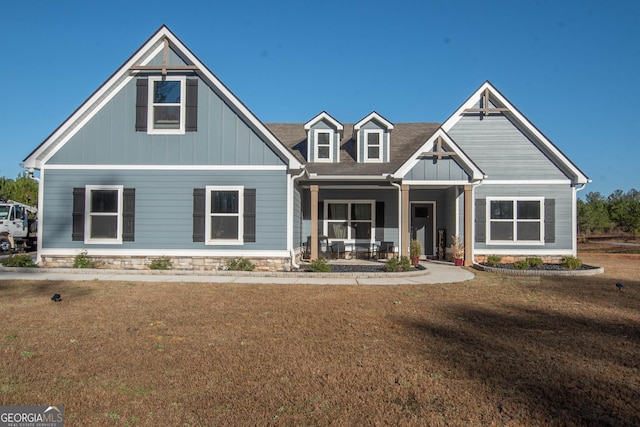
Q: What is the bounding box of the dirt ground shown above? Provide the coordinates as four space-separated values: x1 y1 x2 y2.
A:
0 250 638 426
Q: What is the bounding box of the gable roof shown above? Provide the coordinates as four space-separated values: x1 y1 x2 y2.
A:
353 112 394 131
442 81 589 185
23 25 302 170
267 122 441 177
394 128 485 180
304 111 343 131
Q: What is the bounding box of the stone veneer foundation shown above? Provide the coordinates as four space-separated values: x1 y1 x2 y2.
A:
40 255 291 272
473 255 565 264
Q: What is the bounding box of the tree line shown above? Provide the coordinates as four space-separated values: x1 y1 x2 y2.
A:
578 189 640 235
0 173 39 207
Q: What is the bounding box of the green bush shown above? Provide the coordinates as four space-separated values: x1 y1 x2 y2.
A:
73 250 100 269
1 254 37 268
308 257 330 273
513 260 530 270
486 255 502 267
226 258 256 271
149 256 172 270
525 257 543 268
561 256 583 270
384 256 412 272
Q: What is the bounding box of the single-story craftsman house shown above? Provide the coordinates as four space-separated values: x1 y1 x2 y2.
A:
23 26 589 270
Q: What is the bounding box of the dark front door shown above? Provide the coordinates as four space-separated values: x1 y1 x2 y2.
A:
411 203 434 257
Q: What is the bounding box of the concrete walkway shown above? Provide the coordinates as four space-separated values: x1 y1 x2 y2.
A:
0 261 474 285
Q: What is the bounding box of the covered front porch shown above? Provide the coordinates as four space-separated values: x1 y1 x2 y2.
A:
301 182 474 266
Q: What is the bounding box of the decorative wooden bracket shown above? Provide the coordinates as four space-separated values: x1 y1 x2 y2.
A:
463 88 509 116
129 37 199 75
421 136 457 161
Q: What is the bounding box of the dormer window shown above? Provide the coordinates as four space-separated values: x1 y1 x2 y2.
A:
304 112 343 163
354 112 394 163
315 130 333 161
365 130 383 162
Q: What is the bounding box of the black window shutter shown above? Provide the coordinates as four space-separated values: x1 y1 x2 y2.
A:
376 201 385 228
544 199 555 243
123 188 135 242
475 199 486 243
135 78 148 132
72 187 86 241
193 188 205 242
244 189 256 243
185 79 198 132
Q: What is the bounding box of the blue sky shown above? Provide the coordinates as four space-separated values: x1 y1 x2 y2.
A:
1 0 638 197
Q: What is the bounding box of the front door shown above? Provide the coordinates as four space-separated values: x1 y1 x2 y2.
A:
411 203 434 257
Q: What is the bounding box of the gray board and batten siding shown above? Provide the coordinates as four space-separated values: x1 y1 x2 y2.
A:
405 155 471 182
447 114 570 181
47 47 286 167
42 167 289 251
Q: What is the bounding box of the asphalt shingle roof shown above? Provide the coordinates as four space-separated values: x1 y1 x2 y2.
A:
266 123 442 176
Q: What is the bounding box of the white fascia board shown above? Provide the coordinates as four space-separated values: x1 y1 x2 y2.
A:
39 248 291 258
25 25 302 171
304 111 344 131
402 180 474 186
394 128 484 180
43 164 287 171
442 81 588 184
353 111 394 131
307 174 390 180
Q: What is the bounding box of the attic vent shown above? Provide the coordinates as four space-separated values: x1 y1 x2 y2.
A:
463 88 509 117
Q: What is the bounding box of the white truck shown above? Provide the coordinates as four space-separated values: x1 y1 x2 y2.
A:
0 199 37 254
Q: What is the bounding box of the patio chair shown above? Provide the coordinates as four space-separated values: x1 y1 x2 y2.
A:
330 241 346 259
377 241 395 259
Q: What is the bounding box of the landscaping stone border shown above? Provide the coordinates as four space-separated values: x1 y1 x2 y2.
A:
473 263 604 276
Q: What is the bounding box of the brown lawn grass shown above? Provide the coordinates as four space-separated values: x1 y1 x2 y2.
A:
1 251 639 426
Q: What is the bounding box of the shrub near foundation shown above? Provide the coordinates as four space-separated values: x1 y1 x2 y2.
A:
562 256 583 270
1 254 37 268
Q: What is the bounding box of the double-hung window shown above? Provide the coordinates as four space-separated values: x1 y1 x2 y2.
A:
364 130 383 162
325 201 374 241
148 76 186 134
205 186 244 244
314 130 333 162
85 185 123 244
487 198 543 244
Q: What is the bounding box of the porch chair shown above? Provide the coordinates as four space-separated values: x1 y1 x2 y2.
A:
377 241 395 259
330 241 346 259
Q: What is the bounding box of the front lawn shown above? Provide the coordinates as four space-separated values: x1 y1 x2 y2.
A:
0 253 638 425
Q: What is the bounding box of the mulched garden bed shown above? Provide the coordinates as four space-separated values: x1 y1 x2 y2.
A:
479 262 599 271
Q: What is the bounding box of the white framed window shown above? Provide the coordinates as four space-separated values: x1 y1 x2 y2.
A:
147 76 186 135
364 129 383 162
205 186 244 245
85 185 123 244
314 129 333 162
487 197 544 244
324 200 375 242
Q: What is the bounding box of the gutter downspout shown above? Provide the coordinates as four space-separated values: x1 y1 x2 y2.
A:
573 180 590 257
388 175 402 258
289 167 307 269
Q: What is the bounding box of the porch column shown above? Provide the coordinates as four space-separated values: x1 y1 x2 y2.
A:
464 184 473 266
401 184 410 258
310 185 319 260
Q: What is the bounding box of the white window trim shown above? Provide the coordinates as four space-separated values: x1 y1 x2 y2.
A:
84 185 123 245
147 75 186 135
364 129 384 163
313 129 334 163
486 197 544 245
205 186 244 245
323 199 375 243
